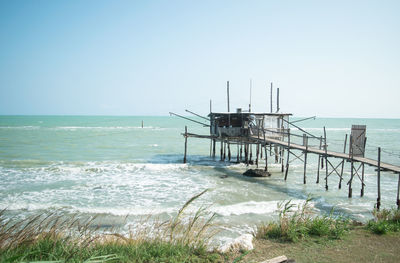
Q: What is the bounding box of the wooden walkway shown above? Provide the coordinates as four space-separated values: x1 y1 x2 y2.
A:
252 136 400 174
185 132 400 174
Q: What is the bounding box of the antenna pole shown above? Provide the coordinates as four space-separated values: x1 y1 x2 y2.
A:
210 99 212 113
270 82 273 113
277 87 280 112
227 81 230 112
249 79 252 112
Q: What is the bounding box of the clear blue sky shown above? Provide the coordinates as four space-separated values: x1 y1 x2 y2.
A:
0 0 399 117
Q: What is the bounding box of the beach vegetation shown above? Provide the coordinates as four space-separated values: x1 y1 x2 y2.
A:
366 207 400 235
0 190 223 263
256 197 351 242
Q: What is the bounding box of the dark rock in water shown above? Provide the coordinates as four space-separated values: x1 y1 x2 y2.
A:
243 169 270 177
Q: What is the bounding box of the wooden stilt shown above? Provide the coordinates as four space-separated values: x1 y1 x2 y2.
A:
281 148 285 172
260 144 263 159
240 142 243 162
265 144 268 171
237 143 239 163
360 163 365 197
304 135 308 184
256 143 259 168
223 140 226 161
397 173 400 210
250 144 253 163
348 135 353 198
377 147 381 210
220 140 223 161
317 137 322 184
339 134 348 189
183 126 188 163
245 143 249 166
212 139 216 158
324 127 328 190
228 142 231 161
284 130 290 180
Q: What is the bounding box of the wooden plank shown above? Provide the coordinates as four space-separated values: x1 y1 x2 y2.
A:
183 133 400 174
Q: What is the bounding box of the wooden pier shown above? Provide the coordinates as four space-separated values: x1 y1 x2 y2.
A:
172 81 400 210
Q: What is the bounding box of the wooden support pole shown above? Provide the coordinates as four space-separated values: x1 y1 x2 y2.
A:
284 130 290 180
274 146 279 163
227 81 230 112
183 126 188 163
361 163 365 197
237 143 239 163
317 136 322 184
212 139 216 158
220 141 223 161
339 134 348 189
240 142 243 162
349 135 353 198
244 142 249 165
303 134 308 184
397 173 400 210
324 127 329 190
228 142 231 161
256 143 259 168
265 144 268 171
223 140 226 161
141 120 144 128
250 144 253 163
377 147 381 210
260 144 263 159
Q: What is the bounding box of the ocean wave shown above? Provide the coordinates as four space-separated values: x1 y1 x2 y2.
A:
210 199 311 216
0 126 40 130
49 126 167 131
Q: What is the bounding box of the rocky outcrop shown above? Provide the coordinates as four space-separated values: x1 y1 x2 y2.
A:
243 169 270 177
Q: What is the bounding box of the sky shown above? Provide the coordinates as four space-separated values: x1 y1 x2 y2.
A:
0 0 399 118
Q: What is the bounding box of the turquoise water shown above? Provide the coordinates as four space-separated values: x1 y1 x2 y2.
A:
1 116 400 243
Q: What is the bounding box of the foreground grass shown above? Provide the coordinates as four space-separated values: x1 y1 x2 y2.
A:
256 198 351 242
366 207 400 235
0 190 225 263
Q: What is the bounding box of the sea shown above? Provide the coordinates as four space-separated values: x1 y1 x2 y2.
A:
1 116 400 244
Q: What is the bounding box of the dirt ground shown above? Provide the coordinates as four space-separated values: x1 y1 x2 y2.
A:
230 227 400 263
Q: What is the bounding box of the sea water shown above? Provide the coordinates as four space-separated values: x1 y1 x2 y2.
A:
1 116 400 243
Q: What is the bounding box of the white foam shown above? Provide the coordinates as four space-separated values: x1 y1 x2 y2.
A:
211 199 309 216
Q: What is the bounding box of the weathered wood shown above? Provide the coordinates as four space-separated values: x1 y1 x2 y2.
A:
223 140 226 161
339 134 347 189
256 143 259 167
259 255 288 263
228 142 231 161
324 127 328 190
361 163 365 197
220 141 223 161
377 147 381 210
317 136 322 184
227 81 230 112
183 126 188 163
284 130 290 180
397 173 400 209
237 143 239 163
240 142 243 162
304 134 308 184
265 144 268 171
250 144 253 163
349 135 353 198
212 139 216 158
